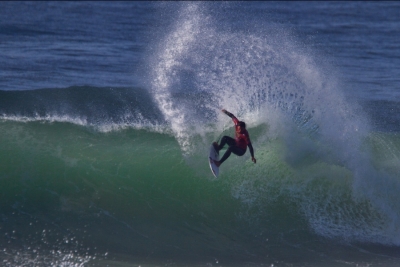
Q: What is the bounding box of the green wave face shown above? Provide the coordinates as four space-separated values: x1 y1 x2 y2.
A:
1 120 400 266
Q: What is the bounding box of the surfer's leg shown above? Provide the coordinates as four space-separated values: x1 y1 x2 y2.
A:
219 145 245 165
219 147 233 165
231 146 246 156
215 136 238 166
212 142 219 153
218 136 236 150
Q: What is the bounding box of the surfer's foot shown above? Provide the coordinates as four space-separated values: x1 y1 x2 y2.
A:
209 157 221 167
213 158 221 167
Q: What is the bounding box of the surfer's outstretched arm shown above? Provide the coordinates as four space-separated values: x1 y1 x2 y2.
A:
221 109 236 119
222 109 241 125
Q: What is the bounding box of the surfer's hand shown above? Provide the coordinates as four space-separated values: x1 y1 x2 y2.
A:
221 109 227 114
252 157 257 164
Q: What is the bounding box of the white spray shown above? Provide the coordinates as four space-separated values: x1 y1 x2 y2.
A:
150 2 400 245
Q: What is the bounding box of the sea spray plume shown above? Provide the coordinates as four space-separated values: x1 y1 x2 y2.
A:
150 2 400 245
150 3 315 153
151 3 206 153
151 4 330 156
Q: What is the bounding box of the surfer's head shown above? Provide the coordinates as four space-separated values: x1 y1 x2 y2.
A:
238 121 246 129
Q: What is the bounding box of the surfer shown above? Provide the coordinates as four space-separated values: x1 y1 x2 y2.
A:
211 109 256 167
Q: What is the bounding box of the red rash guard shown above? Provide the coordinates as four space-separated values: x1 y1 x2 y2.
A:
232 117 251 150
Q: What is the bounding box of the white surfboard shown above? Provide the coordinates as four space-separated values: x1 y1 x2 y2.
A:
209 144 219 178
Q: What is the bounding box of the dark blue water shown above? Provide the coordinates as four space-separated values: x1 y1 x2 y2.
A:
1 2 155 90
2 2 400 99
1 2 400 266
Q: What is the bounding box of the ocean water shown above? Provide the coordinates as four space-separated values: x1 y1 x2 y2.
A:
1 2 400 266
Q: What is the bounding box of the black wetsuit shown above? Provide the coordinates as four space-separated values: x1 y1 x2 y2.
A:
215 111 254 164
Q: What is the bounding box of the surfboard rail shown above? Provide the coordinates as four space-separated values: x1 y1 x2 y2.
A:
209 144 219 178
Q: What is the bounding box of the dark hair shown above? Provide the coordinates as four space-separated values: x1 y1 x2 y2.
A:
239 121 246 128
